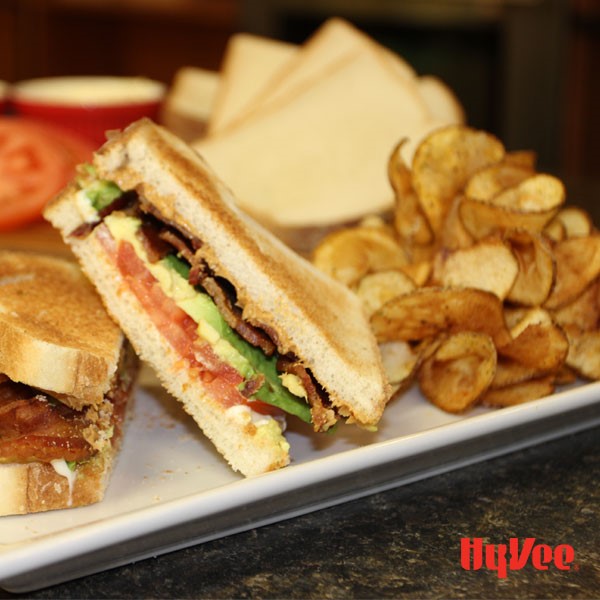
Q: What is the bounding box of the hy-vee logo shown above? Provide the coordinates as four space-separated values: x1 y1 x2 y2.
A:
460 537 576 578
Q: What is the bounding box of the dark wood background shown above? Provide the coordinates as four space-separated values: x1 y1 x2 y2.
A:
1 0 599 185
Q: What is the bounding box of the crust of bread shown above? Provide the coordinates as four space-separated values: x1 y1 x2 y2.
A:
0 251 124 409
43 204 290 476
0 435 120 516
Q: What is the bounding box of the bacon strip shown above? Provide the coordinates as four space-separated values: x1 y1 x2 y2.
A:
276 357 336 431
0 343 136 464
138 196 202 250
0 382 93 462
157 228 196 264
138 220 172 263
202 277 277 357
133 217 281 358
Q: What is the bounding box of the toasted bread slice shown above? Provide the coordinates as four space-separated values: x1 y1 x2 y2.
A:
0 459 102 516
0 251 138 515
45 119 389 476
0 250 124 409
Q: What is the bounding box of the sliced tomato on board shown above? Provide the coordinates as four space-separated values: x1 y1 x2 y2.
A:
0 117 95 231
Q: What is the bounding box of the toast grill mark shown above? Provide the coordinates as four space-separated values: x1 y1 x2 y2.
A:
70 184 337 430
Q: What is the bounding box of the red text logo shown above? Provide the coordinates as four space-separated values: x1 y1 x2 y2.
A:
460 537 576 578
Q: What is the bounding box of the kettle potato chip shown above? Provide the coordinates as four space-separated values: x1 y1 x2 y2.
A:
504 230 555 306
418 331 496 413
311 124 600 415
371 287 511 347
412 125 505 235
356 270 416 317
434 238 518 300
312 225 408 287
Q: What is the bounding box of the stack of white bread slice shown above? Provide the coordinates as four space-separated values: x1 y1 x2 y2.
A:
160 66 220 142
190 18 465 251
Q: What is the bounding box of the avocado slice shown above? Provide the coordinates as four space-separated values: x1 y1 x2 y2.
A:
83 176 123 212
163 254 312 423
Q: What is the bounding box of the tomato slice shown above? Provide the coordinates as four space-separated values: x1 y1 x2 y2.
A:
0 117 94 231
96 225 282 414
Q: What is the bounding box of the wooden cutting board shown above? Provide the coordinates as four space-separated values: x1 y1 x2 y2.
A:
0 221 72 257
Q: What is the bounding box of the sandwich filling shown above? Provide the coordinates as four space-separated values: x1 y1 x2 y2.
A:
70 168 337 432
0 342 137 476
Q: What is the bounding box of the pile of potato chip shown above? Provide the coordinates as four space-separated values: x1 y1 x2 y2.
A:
312 124 600 413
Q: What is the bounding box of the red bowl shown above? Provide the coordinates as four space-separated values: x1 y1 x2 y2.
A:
10 76 166 148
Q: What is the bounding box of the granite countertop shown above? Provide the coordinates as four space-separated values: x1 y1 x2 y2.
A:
1 423 598 600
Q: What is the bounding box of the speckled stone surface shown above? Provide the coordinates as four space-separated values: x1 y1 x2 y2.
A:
2 425 598 599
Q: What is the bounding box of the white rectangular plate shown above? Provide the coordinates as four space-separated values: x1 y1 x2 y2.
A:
1 378 599 593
